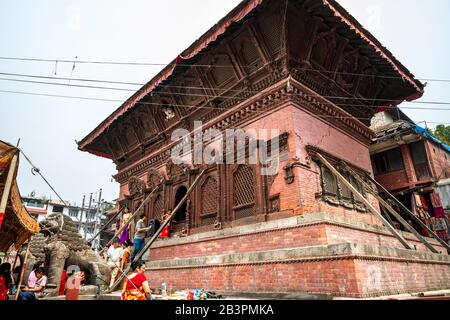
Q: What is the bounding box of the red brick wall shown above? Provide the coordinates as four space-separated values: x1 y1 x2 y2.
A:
149 220 445 262
147 258 450 297
147 259 360 296
354 259 450 296
425 140 450 180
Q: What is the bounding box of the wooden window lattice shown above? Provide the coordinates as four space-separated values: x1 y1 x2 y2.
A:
201 176 218 216
233 165 256 219
153 194 164 220
320 164 366 212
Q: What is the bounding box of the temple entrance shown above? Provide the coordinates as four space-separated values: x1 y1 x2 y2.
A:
174 186 188 222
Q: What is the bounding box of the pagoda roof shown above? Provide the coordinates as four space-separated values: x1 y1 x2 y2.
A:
78 0 424 156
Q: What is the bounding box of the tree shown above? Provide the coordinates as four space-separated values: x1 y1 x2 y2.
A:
427 125 450 145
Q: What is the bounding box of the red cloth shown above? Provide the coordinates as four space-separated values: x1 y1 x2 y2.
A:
124 273 147 291
430 193 443 208
0 275 8 300
434 207 446 218
160 226 170 239
59 270 67 296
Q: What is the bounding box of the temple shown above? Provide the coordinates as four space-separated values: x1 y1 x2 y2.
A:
78 0 450 298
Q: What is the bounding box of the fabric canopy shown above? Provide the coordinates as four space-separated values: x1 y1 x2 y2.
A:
0 140 39 252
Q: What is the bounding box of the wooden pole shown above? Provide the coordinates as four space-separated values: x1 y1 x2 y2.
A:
14 239 31 300
108 169 207 293
360 168 450 253
343 163 439 253
88 206 123 246
100 186 160 254
0 153 18 229
315 153 412 250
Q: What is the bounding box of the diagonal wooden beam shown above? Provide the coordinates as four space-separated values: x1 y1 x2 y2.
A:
360 168 450 253
342 163 440 254
315 153 413 250
99 185 160 254
108 169 207 293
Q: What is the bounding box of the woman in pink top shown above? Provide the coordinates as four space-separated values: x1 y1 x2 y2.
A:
27 261 43 288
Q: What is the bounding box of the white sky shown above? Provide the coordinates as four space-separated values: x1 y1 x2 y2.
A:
0 0 449 204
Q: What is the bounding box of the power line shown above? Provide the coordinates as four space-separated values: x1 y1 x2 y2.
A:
19 148 70 207
1 89 449 126
1 55 450 83
1 74 450 108
0 56 239 68
0 87 449 115
0 88 449 112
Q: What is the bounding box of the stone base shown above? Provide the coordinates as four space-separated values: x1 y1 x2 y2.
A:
145 212 450 298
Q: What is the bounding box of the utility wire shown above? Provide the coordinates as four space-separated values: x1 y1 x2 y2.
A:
1 89 449 126
1 89 450 115
1 56 450 83
2 71 450 106
18 148 69 207
1 72 450 107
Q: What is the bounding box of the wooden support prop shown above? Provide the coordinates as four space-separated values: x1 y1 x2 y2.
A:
360 169 450 253
100 186 160 254
0 153 18 229
14 239 31 300
89 207 124 245
342 163 439 254
108 169 207 293
315 153 413 250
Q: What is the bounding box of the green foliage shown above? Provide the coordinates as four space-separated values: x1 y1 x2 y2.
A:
427 125 450 145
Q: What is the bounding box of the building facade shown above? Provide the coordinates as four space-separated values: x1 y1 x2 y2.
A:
22 196 103 242
78 0 450 297
370 113 450 244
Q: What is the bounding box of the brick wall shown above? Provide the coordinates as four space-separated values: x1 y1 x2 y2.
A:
149 217 445 262
146 257 450 297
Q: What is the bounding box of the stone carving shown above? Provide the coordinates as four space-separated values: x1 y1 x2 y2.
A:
147 169 165 189
25 213 110 297
128 176 146 196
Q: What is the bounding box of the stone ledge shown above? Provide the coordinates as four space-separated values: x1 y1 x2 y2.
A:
151 211 442 249
146 242 450 270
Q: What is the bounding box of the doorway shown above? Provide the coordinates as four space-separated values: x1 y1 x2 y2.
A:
174 186 188 222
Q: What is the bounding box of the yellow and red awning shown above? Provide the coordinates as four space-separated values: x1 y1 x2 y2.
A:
0 140 39 252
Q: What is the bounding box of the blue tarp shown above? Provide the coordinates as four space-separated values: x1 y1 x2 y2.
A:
412 124 450 153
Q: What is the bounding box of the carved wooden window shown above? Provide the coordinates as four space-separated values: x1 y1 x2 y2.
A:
321 166 338 198
152 194 164 221
233 165 256 220
200 176 218 226
319 165 366 212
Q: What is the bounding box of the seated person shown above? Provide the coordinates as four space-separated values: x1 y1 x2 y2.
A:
18 267 47 301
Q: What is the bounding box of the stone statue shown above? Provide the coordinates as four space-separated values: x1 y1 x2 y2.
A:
25 213 111 297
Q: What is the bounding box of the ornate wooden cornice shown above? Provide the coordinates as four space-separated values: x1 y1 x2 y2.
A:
114 75 374 184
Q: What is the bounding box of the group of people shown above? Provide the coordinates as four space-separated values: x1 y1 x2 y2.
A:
0 259 48 301
1 207 173 301
103 207 173 300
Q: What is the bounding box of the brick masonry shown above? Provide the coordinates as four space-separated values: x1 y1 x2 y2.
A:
145 213 450 297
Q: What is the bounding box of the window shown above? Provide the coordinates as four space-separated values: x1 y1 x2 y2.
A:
319 165 366 212
52 205 64 213
87 211 96 220
68 208 78 218
409 141 431 180
371 148 404 175
26 200 45 208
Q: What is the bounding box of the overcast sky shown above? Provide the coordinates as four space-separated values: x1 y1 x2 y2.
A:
1 0 449 205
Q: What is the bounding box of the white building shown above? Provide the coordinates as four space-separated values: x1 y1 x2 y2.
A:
22 196 104 242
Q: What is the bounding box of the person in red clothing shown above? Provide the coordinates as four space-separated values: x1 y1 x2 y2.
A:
121 261 150 300
159 210 172 239
0 263 13 300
